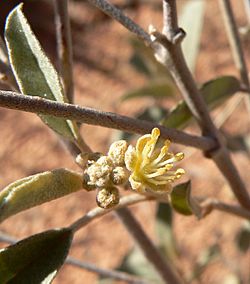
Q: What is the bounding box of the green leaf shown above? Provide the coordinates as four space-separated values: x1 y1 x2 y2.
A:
170 181 201 218
0 228 73 283
5 4 81 143
236 221 250 253
180 0 205 72
0 168 83 223
162 76 241 129
120 82 176 102
155 203 177 260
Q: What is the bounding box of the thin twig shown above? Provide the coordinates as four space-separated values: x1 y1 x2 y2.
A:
116 207 184 284
69 194 153 232
219 0 250 89
200 198 250 220
0 232 148 284
53 0 74 103
66 256 150 284
86 0 152 46
0 90 216 151
155 0 250 210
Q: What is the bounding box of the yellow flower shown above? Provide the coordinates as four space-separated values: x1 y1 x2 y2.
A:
125 128 185 193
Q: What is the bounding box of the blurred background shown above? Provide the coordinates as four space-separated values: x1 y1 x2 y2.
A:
0 0 249 283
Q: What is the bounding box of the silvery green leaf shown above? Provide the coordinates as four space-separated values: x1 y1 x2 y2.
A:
5 4 81 142
0 168 83 223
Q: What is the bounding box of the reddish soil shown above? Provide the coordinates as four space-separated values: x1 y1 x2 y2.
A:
0 0 249 283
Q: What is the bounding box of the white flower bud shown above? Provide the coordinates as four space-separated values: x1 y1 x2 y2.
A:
96 187 120 209
85 156 113 188
108 140 128 166
111 166 129 185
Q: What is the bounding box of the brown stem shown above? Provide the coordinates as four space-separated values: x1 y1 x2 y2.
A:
69 194 153 232
157 0 250 210
67 256 151 284
53 0 74 103
201 198 250 220
0 90 216 151
86 0 152 45
116 207 184 284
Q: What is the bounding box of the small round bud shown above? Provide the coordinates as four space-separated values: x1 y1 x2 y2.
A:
108 140 128 166
85 156 113 188
96 187 120 209
111 166 129 185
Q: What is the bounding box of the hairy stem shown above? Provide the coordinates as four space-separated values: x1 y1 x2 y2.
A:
86 0 152 45
0 90 215 151
69 194 153 232
115 207 184 284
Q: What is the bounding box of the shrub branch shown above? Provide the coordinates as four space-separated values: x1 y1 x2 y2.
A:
115 207 184 284
0 90 216 150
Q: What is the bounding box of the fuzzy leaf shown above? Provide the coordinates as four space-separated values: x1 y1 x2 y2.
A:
170 181 201 218
162 76 241 129
0 228 73 283
0 169 83 223
120 82 176 101
5 4 80 142
180 0 205 72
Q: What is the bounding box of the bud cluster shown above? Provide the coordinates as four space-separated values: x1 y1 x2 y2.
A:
77 140 129 209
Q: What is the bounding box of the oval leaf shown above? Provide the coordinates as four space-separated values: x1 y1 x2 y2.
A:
170 181 201 218
0 168 83 223
0 228 73 283
121 82 176 102
162 76 241 129
4 4 81 142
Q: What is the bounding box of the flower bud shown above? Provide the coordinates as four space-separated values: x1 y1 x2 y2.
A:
96 187 120 209
111 166 129 185
85 156 113 188
108 140 128 166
